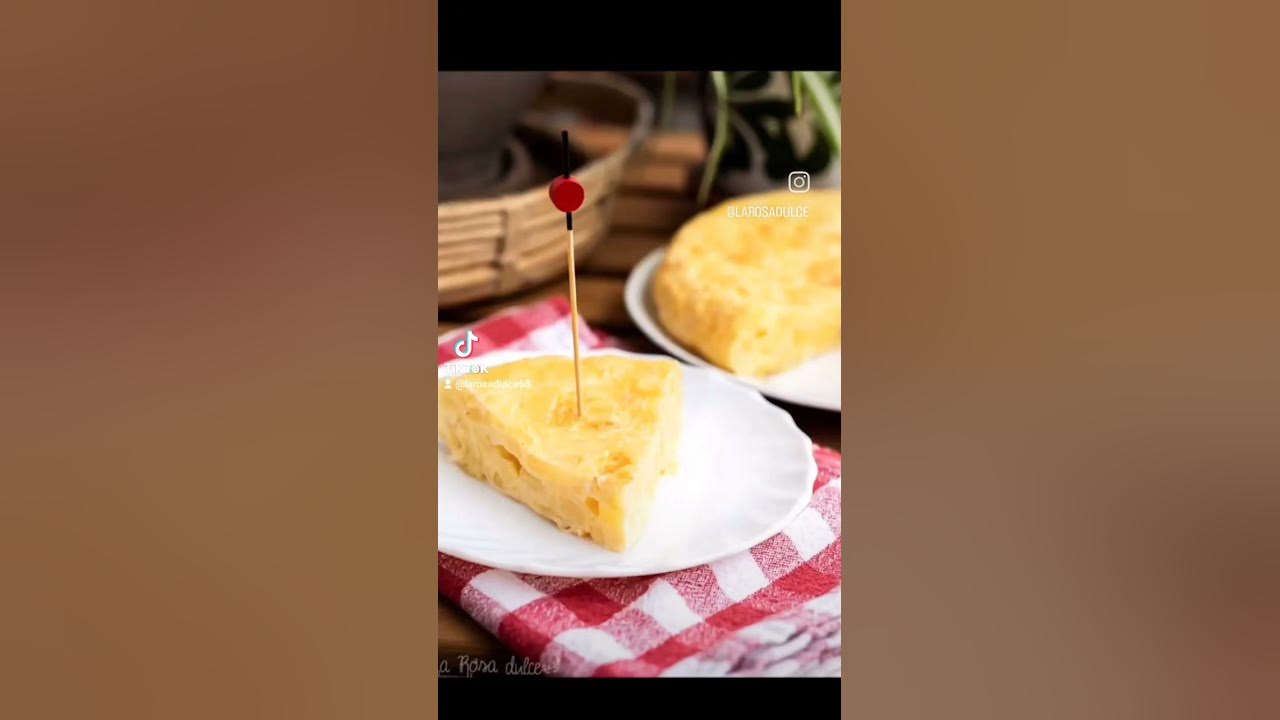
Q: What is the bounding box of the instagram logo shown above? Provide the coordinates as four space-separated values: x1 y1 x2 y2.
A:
788 171 811 193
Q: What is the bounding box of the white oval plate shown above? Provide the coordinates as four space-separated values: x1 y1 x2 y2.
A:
624 249 842 412
438 348 817 578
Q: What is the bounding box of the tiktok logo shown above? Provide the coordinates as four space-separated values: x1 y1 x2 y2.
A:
453 330 479 358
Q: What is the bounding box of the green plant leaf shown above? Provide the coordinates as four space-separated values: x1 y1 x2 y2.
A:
791 71 803 115
697 71 731 207
659 71 676 128
796 71 841 156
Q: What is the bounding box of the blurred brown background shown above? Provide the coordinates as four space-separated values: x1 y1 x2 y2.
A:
844 1 1280 717
1 2 435 717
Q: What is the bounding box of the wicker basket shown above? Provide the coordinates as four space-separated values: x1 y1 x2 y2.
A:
438 72 654 308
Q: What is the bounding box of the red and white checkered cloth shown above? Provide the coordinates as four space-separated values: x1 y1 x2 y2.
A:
439 297 841 677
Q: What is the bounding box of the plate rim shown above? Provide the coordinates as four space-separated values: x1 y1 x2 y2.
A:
438 347 818 577
623 248 842 412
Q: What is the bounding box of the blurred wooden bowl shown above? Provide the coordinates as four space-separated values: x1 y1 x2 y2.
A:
438 72 654 308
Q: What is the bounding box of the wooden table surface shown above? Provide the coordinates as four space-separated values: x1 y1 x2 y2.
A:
436 127 841 670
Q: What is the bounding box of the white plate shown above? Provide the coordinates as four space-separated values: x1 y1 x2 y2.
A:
438 348 817 578
624 248 842 412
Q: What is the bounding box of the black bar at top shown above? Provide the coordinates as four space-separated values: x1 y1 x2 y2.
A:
439 1 841 71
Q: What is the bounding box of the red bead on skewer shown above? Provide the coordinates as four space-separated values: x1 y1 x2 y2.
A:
549 176 585 214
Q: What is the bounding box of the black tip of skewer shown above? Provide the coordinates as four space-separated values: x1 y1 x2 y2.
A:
566 212 573 231
561 130 571 178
